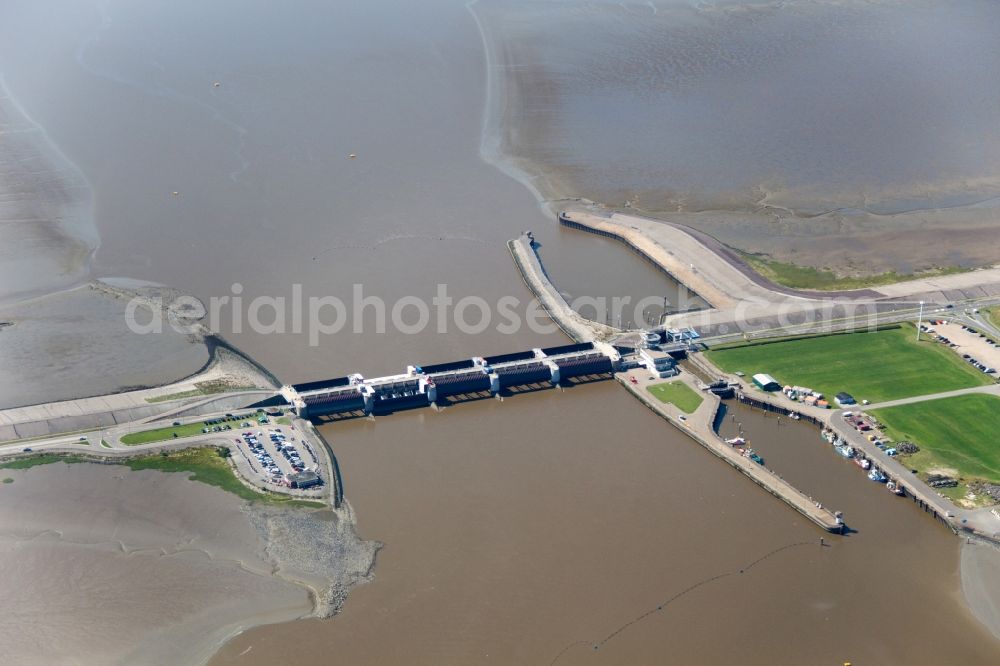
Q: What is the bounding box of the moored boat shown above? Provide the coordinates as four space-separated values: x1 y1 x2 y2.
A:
855 457 871 470
742 448 764 465
835 444 855 459
868 468 887 483
886 480 905 496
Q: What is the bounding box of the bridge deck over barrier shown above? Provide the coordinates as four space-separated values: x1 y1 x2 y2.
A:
282 342 621 419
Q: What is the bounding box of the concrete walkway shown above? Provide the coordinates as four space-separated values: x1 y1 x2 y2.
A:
507 232 615 342
862 383 1000 411
562 210 816 309
618 369 842 532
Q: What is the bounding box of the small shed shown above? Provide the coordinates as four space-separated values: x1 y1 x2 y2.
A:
835 392 857 407
752 373 781 391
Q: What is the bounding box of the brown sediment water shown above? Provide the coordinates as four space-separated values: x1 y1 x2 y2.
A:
0 0 998 662
0 461 378 665
0 463 312 665
473 0 1000 275
212 387 1000 665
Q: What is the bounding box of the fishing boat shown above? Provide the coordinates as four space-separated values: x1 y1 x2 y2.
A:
835 444 855 459
854 457 871 470
742 448 764 465
725 437 746 447
886 480 905 496
868 468 887 483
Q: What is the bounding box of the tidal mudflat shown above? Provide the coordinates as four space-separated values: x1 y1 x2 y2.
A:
473 0 1000 276
0 461 377 665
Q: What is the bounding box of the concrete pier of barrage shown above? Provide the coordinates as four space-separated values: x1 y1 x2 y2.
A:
276 229 845 533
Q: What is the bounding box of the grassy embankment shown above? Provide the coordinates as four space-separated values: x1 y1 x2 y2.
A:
144 379 257 404
120 413 273 445
0 448 324 507
123 448 324 507
987 308 1000 331
740 253 970 291
872 394 1000 506
121 421 224 444
647 381 704 413
0 454 89 470
706 324 991 404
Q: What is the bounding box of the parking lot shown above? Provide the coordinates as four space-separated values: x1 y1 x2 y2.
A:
230 423 323 489
926 321 1000 376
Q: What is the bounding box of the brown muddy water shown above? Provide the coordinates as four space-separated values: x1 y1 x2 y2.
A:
0 463 312 665
1 0 999 663
213 388 1000 665
474 0 1000 274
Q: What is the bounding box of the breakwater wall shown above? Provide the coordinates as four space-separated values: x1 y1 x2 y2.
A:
558 211 712 307
507 231 616 342
303 419 344 509
618 376 843 533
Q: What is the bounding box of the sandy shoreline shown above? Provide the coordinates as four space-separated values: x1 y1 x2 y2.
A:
962 540 1000 642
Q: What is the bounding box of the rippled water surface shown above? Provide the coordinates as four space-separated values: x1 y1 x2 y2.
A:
478 0 1000 214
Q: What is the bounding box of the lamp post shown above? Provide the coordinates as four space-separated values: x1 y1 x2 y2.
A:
916 301 925 341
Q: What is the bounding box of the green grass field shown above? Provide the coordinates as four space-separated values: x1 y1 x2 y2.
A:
873 394 1000 500
120 421 222 445
647 381 704 413
120 414 269 445
706 325 991 404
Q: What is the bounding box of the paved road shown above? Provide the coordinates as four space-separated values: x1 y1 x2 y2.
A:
830 408 1000 539
725 379 1000 539
0 412 329 502
862 384 1000 411
968 311 1000 340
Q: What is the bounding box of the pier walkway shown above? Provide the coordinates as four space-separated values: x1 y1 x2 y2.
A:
696 348 1000 540
508 231 616 343
558 210 1000 345
619 370 843 533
